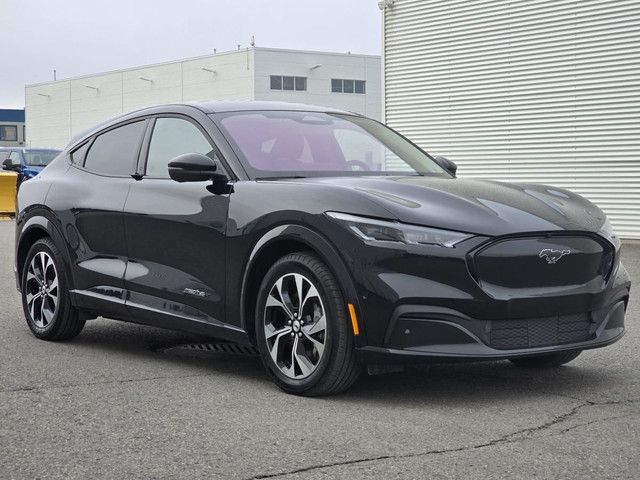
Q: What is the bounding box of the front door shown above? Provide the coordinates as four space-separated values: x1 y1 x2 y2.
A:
122 116 231 336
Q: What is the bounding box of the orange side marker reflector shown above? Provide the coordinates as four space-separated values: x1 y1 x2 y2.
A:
348 303 360 336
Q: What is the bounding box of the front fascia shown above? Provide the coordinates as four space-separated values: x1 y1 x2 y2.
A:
343 229 629 357
321 219 491 348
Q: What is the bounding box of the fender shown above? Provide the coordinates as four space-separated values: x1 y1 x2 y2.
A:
16 208 75 293
239 224 367 346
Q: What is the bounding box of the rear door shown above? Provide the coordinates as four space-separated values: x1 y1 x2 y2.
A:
122 114 233 336
46 119 147 318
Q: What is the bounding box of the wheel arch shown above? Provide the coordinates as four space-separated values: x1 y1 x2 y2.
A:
240 224 363 346
17 212 74 292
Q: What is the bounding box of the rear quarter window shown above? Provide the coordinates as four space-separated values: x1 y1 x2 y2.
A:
70 141 92 165
83 121 146 176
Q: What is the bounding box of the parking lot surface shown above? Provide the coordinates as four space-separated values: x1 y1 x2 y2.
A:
1 219 638 479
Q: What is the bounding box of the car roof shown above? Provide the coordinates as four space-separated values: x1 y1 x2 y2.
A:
67 101 358 148
185 100 352 115
0 147 60 151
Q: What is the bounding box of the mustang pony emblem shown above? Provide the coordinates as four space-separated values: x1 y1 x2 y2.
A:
539 249 571 264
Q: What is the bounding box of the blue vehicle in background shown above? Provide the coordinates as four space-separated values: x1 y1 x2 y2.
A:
0 147 61 185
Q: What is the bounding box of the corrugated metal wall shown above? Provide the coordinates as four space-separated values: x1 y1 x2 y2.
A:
384 0 640 238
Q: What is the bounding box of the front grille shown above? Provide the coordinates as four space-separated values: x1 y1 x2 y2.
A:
489 313 591 349
472 236 611 290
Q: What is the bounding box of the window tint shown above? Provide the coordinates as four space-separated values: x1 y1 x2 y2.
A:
24 150 61 166
146 118 215 178
83 121 146 176
71 142 91 165
333 129 411 172
216 111 445 175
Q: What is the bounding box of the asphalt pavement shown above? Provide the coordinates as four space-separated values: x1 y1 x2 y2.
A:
0 218 638 479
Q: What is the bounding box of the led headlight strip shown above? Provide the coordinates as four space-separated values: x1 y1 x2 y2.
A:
326 212 471 248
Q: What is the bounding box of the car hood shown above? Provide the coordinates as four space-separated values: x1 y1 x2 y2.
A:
22 166 45 179
288 176 607 236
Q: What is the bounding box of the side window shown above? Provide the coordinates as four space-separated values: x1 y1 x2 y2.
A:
9 151 22 166
146 117 215 178
83 121 146 176
71 141 91 165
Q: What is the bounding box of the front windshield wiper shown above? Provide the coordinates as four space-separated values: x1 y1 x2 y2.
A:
255 175 308 180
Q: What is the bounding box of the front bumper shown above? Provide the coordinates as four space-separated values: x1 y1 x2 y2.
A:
355 297 627 363
327 223 632 361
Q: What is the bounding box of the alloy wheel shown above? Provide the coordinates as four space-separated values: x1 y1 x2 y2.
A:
263 272 327 379
25 251 59 328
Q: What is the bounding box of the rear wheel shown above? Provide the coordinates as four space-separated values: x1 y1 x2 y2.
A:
255 252 361 396
509 350 582 368
21 238 85 341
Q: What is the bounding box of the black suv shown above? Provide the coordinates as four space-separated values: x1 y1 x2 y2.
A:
14 102 630 395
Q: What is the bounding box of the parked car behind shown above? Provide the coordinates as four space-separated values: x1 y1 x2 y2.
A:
0 147 61 184
13 101 631 396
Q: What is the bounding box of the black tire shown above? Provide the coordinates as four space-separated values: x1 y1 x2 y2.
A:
21 238 85 341
509 350 582 368
255 252 361 396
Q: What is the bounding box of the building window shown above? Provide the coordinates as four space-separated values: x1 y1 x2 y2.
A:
0 125 18 141
332 79 366 94
270 76 307 91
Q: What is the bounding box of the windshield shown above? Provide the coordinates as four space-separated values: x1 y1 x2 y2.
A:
24 149 61 167
212 111 446 178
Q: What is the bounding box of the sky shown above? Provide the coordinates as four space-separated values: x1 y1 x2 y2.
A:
1 0 383 109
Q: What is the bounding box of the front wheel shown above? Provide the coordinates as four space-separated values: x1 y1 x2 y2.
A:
21 238 85 341
255 252 361 396
509 350 582 368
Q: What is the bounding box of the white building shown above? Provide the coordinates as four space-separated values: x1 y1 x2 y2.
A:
26 47 381 149
381 0 640 238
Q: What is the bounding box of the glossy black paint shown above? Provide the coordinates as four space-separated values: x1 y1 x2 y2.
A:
168 152 227 183
15 101 631 365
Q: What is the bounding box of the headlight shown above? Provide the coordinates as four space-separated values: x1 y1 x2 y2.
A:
326 212 471 248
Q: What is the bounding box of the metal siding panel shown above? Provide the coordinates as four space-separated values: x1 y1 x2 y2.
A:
384 0 640 238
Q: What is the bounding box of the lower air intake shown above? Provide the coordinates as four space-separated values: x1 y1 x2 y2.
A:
489 313 591 349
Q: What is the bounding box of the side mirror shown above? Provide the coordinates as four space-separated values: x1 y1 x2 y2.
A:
2 159 14 171
168 153 228 183
433 156 457 177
